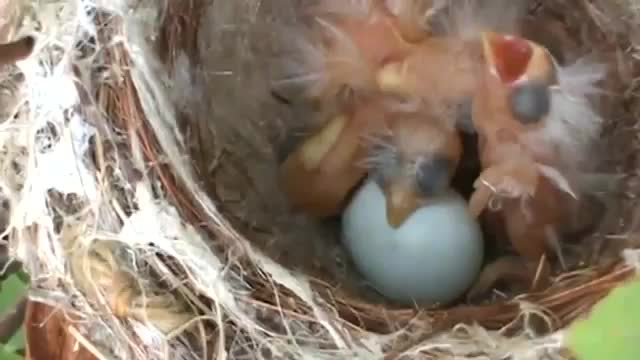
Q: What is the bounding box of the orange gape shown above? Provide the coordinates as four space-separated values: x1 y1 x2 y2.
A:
0 36 34 66
281 2 605 300
466 32 586 298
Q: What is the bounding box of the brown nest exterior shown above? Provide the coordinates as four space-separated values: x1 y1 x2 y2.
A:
10 0 640 359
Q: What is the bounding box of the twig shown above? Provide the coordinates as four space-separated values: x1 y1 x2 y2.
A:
67 325 108 360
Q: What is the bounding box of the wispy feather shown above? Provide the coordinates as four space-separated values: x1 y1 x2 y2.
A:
525 57 608 171
431 0 527 39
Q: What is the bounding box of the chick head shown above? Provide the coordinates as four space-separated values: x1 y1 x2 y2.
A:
475 31 557 138
365 114 462 228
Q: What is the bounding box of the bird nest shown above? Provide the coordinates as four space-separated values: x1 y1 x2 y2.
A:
3 0 640 359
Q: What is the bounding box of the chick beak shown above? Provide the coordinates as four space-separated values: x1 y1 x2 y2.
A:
384 180 422 229
481 31 533 84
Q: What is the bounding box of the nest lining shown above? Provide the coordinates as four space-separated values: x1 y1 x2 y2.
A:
2 0 640 359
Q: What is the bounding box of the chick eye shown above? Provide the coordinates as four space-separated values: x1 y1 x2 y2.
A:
415 156 453 197
508 81 551 125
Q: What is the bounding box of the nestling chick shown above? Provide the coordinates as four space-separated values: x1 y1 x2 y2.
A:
466 31 607 298
373 0 528 123
309 0 431 43
341 108 482 305
375 36 482 110
364 111 462 227
279 95 462 221
276 0 432 106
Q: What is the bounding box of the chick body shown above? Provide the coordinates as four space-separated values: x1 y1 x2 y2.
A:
342 179 483 305
340 107 481 305
305 0 426 103
376 36 482 107
467 31 605 298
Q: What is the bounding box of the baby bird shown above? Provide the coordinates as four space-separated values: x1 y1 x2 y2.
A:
375 35 482 112
279 96 462 221
341 107 483 306
0 36 34 66
277 0 527 222
277 0 431 106
372 0 528 125
466 31 606 298
364 110 462 228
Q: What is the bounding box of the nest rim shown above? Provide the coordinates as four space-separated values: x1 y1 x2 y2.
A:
17 0 640 358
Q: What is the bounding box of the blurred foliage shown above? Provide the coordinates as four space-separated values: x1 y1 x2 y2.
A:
0 346 23 360
567 276 640 360
0 269 28 359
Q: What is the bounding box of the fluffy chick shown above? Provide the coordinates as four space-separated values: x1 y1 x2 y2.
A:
275 0 433 106
280 95 461 221
373 0 529 126
466 31 607 298
375 35 482 111
364 109 462 228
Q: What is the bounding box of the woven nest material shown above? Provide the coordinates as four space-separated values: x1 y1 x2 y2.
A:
3 0 640 359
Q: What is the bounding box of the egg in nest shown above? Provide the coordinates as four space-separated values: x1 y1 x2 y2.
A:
342 179 483 305
341 114 484 305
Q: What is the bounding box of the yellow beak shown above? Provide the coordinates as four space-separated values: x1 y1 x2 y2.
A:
384 180 422 229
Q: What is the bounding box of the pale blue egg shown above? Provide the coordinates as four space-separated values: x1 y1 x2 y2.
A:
341 179 484 305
